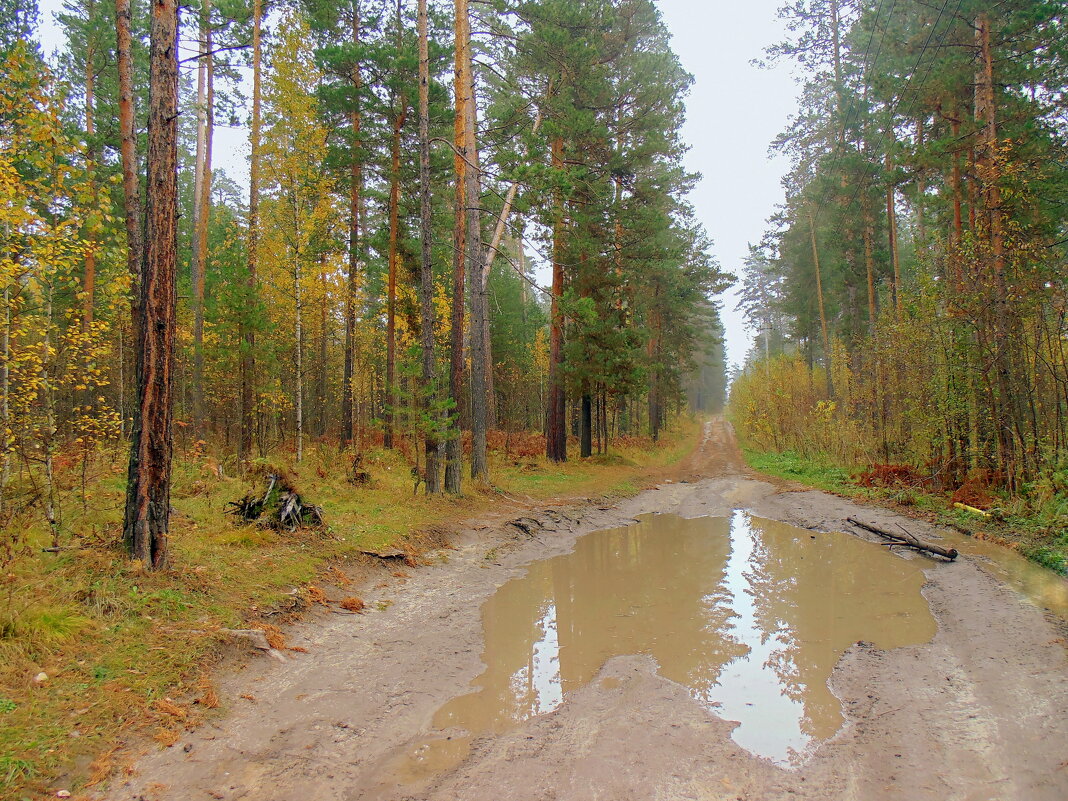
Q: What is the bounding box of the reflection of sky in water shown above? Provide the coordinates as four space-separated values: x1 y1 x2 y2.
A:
526 602 562 715
429 512 936 767
714 510 809 763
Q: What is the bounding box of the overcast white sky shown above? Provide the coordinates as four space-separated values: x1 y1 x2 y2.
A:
36 0 796 370
656 0 794 369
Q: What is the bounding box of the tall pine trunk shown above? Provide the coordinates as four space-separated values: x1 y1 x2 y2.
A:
115 0 142 347
862 192 876 325
808 208 834 399
580 394 592 458
385 103 405 450
915 116 927 251
830 0 844 146
481 291 496 432
975 11 1019 485
445 0 468 493
417 0 439 492
317 254 328 438
342 2 362 449
241 0 262 463
461 0 487 480
124 0 179 570
546 135 566 461
384 0 406 452
82 27 97 332
191 0 212 434
949 114 964 286
647 288 661 442
884 147 901 317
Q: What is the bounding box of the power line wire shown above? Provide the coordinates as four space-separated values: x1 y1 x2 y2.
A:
835 0 964 218
813 0 959 223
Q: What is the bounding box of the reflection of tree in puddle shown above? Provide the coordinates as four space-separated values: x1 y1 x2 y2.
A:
714 512 936 763
427 511 935 767
433 515 746 735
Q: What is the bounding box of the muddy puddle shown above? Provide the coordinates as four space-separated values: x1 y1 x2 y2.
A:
397 511 937 778
934 528 1068 620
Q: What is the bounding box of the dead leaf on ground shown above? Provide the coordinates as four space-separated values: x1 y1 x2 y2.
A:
239 693 257 703
339 597 365 613
391 570 410 579
327 566 351 586
85 746 120 787
154 698 187 719
196 679 220 709
305 585 330 606
153 727 181 747
289 645 309 653
254 623 286 650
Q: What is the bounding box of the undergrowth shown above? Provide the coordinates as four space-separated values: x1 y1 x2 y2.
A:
0 420 696 798
742 447 1068 577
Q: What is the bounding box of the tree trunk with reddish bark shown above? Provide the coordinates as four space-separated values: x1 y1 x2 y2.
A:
445 0 468 493
417 0 439 493
124 0 179 570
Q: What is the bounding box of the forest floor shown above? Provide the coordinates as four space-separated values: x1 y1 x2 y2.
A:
104 417 1068 801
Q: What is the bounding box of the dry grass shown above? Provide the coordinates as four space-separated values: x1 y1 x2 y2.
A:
254 624 286 650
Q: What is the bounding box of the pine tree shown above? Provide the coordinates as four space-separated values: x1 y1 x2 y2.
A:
124 0 179 569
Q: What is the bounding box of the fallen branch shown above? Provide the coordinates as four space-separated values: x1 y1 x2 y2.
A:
360 546 406 559
846 517 958 560
509 517 543 537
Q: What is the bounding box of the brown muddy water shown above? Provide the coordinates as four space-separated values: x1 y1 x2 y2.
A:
934 527 1068 620
398 511 939 777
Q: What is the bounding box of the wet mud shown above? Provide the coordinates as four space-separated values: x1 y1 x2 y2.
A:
403 511 935 774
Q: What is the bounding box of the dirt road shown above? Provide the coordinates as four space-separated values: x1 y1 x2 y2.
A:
112 419 1068 801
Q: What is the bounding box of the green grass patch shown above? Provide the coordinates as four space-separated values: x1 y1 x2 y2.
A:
742 448 853 493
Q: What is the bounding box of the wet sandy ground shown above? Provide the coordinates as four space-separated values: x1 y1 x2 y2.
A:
110 419 1068 801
